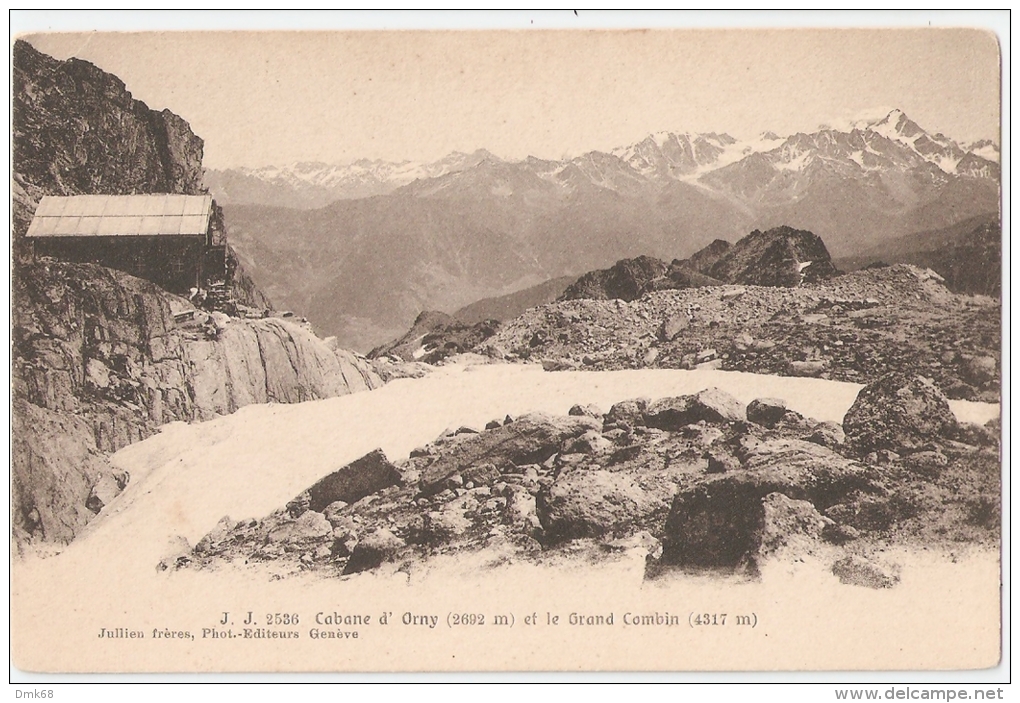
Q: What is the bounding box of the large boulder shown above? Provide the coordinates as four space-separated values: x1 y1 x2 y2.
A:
603 398 649 430
536 468 677 542
746 398 788 428
305 449 403 512
342 528 406 575
643 388 744 431
419 413 600 494
661 439 877 567
842 373 958 455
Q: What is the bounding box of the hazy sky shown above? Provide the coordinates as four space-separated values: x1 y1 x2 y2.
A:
17 14 1003 169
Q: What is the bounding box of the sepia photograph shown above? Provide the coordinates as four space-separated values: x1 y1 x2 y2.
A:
8 11 1007 684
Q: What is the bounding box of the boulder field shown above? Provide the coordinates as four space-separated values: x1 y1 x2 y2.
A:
186 372 999 586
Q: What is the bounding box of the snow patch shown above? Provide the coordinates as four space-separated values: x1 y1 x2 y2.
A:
970 145 999 162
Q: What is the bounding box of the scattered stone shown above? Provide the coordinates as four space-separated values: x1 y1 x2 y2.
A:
322 501 350 527
746 397 788 428
660 315 688 342
561 430 613 455
604 398 649 429
788 360 826 377
831 555 900 589
342 529 406 575
569 403 604 418
462 463 501 487
902 450 949 477
267 510 332 544
756 492 831 559
537 468 675 542
952 422 998 447
821 522 860 545
285 492 311 518
960 355 997 385
803 421 846 450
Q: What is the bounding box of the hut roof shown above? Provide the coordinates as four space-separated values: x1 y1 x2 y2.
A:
26 194 213 238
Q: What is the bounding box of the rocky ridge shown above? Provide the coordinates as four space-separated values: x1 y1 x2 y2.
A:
185 374 998 583
559 226 839 303
482 264 999 403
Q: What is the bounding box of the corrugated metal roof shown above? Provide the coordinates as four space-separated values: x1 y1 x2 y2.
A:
27 194 213 237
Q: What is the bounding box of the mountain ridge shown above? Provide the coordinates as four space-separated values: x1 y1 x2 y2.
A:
207 109 998 209
219 108 998 351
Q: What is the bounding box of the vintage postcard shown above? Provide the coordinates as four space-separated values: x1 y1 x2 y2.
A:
9 17 1005 676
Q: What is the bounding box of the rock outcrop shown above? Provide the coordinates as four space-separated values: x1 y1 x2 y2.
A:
368 310 501 364
12 261 382 545
12 39 205 240
709 226 838 286
557 227 838 305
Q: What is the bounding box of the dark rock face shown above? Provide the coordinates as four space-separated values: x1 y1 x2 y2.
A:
661 438 877 567
842 373 959 456
746 398 789 428
709 226 838 286
305 450 403 512
559 256 669 302
12 40 205 215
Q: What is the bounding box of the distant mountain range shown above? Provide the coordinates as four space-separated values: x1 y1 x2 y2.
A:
214 110 999 351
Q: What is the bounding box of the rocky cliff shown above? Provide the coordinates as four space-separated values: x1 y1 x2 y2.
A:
11 40 382 547
12 261 381 545
12 40 205 239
